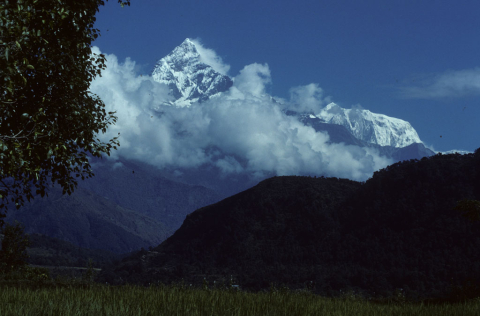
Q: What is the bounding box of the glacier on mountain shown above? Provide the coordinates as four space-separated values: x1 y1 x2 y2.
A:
151 38 233 107
314 103 422 148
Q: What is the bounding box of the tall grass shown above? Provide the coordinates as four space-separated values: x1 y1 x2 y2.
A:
1 282 479 316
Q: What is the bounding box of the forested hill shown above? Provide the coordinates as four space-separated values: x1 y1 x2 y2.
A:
4 186 172 254
99 149 480 303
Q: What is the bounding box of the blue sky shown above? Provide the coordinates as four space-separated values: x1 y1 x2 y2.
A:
93 0 480 153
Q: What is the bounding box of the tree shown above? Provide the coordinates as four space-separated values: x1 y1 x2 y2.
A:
0 0 130 221
454 199 480 222
0 221 29 274
453 148 480 223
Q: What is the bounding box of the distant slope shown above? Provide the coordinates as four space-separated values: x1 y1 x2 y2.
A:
25 233 121 268
4 186 172 254
79 157 224 230
100 149 480 302
2 156 224 254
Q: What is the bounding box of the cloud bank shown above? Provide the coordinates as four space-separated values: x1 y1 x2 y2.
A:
399 67 480 99
89 47 393 181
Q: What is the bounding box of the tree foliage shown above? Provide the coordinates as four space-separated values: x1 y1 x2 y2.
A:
100 151 480 303
0 0 130 218
454 199 480 222
0 221 29 274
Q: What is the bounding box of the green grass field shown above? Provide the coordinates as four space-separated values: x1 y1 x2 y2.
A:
1 282 479 316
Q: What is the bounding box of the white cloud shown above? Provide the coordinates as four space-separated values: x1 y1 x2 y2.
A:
112 162 124 170
233 63 271 97
399 67 480 99
347 103 364 121
288 83 332 114
89 47 393 182
190 38 230 75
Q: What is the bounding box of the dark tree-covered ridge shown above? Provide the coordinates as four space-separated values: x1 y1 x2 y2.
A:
99 149 480 303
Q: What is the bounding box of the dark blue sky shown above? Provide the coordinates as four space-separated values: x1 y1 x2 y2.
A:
93 0 480 152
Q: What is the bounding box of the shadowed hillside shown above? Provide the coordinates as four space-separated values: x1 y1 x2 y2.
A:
4 186 172 254
25 233 121 268
78 157 225 230
4 157 224 254
99 149 480 303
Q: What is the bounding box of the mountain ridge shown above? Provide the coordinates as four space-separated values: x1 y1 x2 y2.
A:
3 186 171 254
289 110 435 160
316 103 422 148
99 150 480 303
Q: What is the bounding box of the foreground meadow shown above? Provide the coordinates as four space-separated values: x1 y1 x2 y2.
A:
1 283 479 316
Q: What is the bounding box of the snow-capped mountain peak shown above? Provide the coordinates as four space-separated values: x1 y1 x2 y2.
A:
152 39 424 150
151 38 233 107
315 103 422 148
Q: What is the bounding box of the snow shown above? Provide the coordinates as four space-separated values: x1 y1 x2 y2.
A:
437 150 472 155
316 103 422 148
151 38 233 107
151 39 424 150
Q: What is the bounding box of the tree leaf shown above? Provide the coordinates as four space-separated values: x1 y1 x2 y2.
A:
0 0 125 214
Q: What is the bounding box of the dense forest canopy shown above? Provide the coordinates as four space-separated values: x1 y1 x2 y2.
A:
98 150 480 303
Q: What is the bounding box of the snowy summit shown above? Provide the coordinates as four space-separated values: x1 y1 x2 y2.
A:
315 103 422 148
151 38 233 107
151 39 425 150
